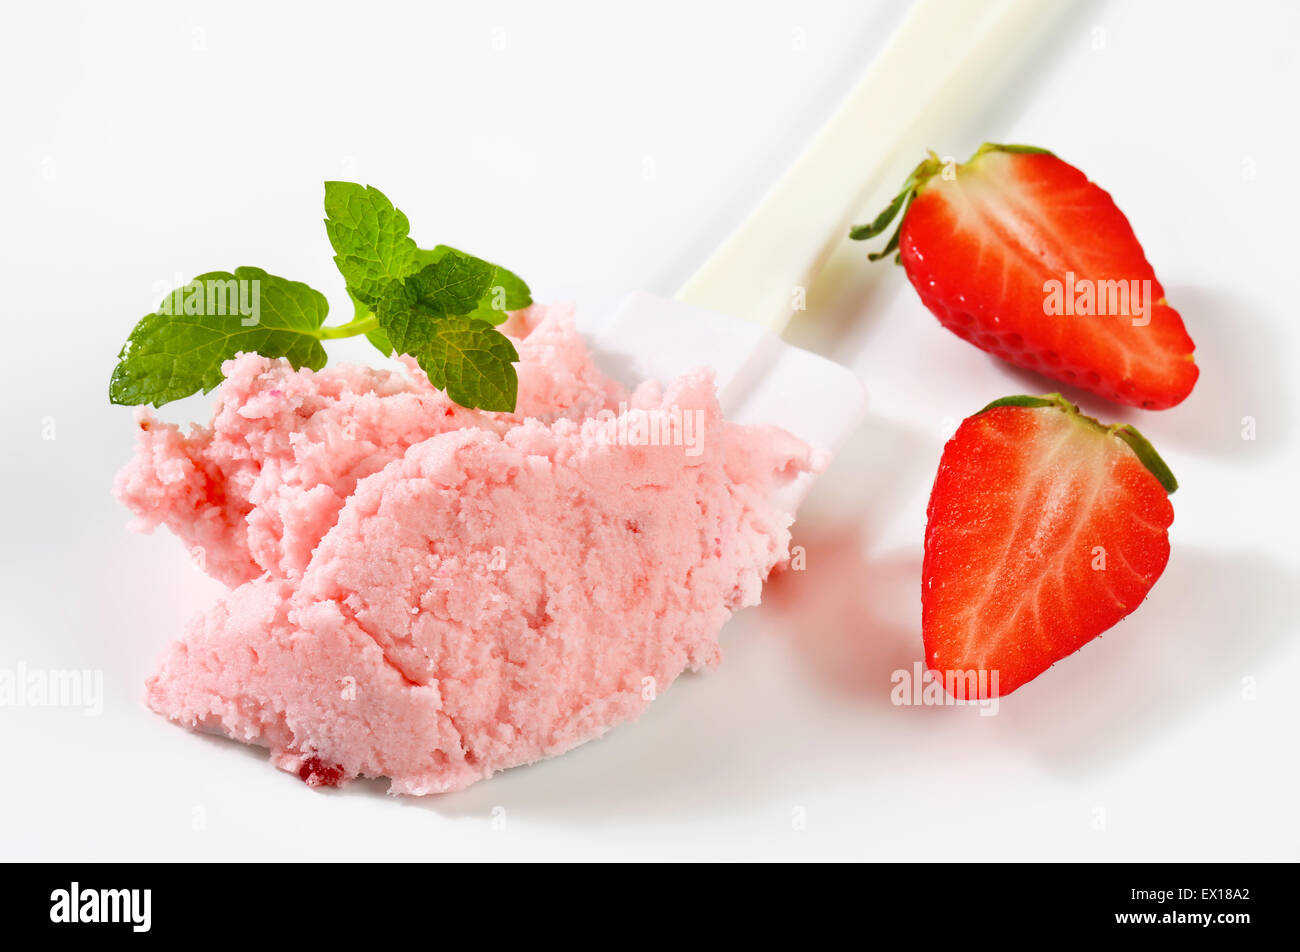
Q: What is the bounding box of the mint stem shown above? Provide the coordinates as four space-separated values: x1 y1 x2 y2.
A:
316 314 378 339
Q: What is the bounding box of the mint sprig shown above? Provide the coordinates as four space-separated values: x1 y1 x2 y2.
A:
110 183 531 411
322 182 531 328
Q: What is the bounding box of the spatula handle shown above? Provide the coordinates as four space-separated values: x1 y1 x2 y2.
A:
674 0 1071 333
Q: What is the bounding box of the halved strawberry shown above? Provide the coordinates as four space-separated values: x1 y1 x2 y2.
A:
923 394 1176 699
852 144 1197 409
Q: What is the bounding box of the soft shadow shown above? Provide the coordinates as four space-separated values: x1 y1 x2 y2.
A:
391 619 823 824
762 410 934 698
782 256 898 359
990 545 1297 776
965 0 1104 143
995 285 1290 462
998 360 1143 424
796 410 934 539
648 3 911 297
1141 285 1291 460
765 539 921 702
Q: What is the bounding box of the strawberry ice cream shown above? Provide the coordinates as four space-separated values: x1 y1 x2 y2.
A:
117 305 819 794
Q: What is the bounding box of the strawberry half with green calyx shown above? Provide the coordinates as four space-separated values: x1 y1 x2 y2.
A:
922 393 1177 700
851 144 1198 410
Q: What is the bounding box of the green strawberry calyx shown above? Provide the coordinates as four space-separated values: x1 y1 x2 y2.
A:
848 143 1055 264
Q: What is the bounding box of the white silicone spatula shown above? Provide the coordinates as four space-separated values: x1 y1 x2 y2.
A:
583 0 1070 502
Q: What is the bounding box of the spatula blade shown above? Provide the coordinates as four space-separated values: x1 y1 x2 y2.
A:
583 290 868 506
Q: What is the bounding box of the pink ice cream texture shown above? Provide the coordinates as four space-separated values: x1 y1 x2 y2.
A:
116 305 819 794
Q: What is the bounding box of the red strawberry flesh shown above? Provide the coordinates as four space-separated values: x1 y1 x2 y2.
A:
922 396 1174 698
857 145 1198 409
298 755 345 788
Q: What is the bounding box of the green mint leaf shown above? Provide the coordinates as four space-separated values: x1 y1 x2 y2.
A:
420 314 520 412
109 267 329 407
375 252 518 411
407 252 498 317
413 244 531 324
375 253 495 352
365 325 395 356
323 182 418 309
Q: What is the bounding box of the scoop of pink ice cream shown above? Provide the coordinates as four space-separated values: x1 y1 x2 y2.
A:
122 305 820 793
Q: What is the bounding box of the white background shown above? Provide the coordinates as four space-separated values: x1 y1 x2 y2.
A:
1 0 1297 860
